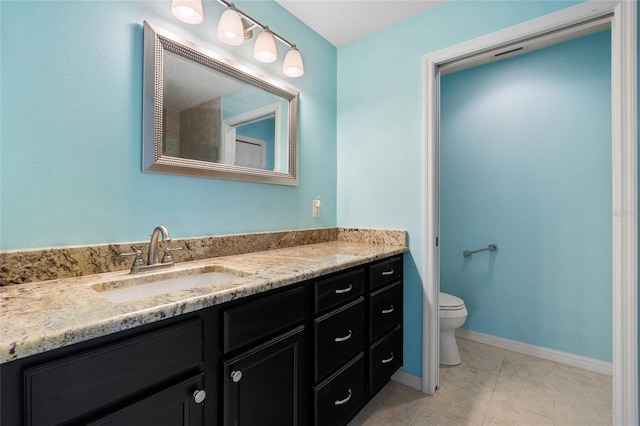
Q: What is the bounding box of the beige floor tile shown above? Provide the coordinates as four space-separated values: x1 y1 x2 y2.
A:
498 350 558 386
431 364 497 421
410 395 485 426
348 411 397 426
553 363 612 403
490 374 554 419
482 399 554 426
554 397 612 426
349 380 427 425
456 338 505 375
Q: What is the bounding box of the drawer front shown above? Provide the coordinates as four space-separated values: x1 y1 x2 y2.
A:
315 297 364 381
369 325 403 395
25 318 204 426
224 286 305 354
369 281 403 342
314 353 365 426
314 268 365 314
369 256 403 291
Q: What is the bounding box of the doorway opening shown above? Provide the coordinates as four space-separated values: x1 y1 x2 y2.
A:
422 2 636 424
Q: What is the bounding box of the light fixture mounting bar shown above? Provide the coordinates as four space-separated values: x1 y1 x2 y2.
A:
216 0 296 48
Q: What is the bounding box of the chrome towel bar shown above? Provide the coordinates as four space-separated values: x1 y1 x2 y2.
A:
463 244 498 258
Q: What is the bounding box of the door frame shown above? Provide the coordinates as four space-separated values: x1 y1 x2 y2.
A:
422 1 637 424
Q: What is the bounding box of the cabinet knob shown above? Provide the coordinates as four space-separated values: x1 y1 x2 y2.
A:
231 370 243 383
193 389 207 404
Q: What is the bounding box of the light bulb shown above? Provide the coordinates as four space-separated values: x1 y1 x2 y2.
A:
254 28 277 63
217 7 244 46
171 0 203 24
283 47 304 77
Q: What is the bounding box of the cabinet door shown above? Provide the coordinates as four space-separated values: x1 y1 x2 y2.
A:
224 326 305 426
89 373 205 426
24 318 204 426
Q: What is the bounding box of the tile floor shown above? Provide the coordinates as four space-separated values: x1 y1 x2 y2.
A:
349 337 612 425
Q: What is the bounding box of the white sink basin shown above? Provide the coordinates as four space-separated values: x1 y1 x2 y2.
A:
92 267 247 303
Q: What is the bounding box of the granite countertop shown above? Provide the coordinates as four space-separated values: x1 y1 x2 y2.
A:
0 240 407 364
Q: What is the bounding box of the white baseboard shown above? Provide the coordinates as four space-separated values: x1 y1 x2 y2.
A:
456 328 612 376
391 369 422 391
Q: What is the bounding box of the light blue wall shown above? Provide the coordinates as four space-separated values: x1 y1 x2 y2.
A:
440 31 611 362
0 0 337 250
336 1 588 377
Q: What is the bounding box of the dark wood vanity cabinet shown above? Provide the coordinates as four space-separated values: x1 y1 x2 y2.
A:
0 254 403 426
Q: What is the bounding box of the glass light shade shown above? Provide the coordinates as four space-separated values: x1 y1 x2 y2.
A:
254 28 277 63
283 47 304 77
171 0 203 24
217 8 245 46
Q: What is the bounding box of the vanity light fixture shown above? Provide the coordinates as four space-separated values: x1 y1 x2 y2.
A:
254 27 277 63
283 46 304 77
215 0 304 77
171 0 203 24
171 0 304 77
216 4 245 46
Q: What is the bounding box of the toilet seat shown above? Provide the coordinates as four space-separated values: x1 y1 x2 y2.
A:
439 292 465 311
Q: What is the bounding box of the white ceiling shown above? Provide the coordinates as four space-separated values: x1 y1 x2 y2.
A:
275 0 445 47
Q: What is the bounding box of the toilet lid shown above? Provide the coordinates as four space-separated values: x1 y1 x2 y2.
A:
439 292 465 309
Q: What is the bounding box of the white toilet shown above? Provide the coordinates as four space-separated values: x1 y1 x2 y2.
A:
439 292 468 366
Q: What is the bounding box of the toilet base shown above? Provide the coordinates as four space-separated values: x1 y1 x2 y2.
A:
440 329 461 366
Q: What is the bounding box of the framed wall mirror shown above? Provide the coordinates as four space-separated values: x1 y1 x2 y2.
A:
143 21 299 185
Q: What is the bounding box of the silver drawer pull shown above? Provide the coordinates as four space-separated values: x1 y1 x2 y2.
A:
381 305 395 314
334 389 352 406
334 330 352 343
381 352 395 364
382 269 395 276
334 284 353 294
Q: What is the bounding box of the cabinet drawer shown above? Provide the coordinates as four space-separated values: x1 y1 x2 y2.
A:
315 297 364 381
370 256 402 291
314 353 365 426
369 281 403 342
224 286 305 353
25 318 204 426
369 325 403 395
314 268 364 313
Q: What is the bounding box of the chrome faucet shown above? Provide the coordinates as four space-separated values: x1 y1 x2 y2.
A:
148 225 171 266
121 225 182 274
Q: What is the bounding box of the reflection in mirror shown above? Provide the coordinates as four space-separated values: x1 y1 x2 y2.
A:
143 21 299 185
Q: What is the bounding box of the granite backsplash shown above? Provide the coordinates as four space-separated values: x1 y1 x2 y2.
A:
0 228 406 286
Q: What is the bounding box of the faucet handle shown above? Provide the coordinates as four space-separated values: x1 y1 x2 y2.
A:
121 248 145 271
162 246 183 264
